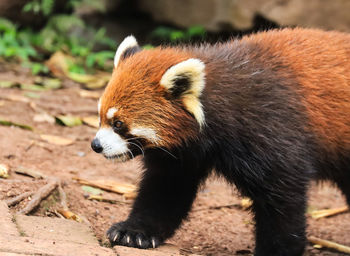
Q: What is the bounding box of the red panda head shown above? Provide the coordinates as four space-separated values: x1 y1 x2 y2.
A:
91 36 206 161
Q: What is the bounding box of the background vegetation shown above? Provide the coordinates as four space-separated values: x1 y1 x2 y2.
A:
0 0 207 80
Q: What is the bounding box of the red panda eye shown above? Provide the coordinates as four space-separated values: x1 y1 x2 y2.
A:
112 120 123 131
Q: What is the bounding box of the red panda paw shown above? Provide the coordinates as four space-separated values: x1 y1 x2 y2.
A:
107 221 162 249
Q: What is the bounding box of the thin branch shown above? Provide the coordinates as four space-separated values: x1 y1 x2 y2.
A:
17 178 58 215
15 166 46 179
58 184 68 210
309 206 349 219
308 236 350 254
87 194 130 204
6 191 33 207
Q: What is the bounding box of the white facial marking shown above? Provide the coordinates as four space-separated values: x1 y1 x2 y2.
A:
106 107 118 119
114 35 138 68
95 128 128 159
130 127 159 144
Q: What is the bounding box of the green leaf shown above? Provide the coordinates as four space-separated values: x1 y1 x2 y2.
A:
31 63 44 75
151 26 172 39
170 31 185 41
86 51 114 68
68 63 86 74
20 83 47 91
4 47 16 57
81 185 103 195
41 0 55 16
47 15 84 34
22 2 34 13
142 44 154 50
71 45 90 57
33 2 41 14
55 115 83 127
28 62 48 75
42 78 61 89
186 25 206 37
0 81 18 88
0 18 16 32
24 92 41 99
0 119 33 130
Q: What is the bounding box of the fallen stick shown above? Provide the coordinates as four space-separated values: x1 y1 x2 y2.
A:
24 140 35 152
18 178 58 215
57 209 82 222
309 206 349 219
73 177 136 195
0 179 42 184
6 191 33 207
308 236 350 254
122 191 138 200
58 184 68 210
87 194 129 204
57 183 85 224
15 166 46 179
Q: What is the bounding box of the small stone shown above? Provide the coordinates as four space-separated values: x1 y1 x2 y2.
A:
77 151 86 157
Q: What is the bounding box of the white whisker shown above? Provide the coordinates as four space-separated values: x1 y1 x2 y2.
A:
126 136 176 159
127 148 135 159
155 147 177 159
127 141 145 157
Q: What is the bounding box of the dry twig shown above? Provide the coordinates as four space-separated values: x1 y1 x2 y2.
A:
309 206 349 219
57 209 82 222
57 182 85 223
122 191 138 200
87 194 129 204
15 166 46 179
6 191 33 207
308 236 350 254
58 184 68 210
73 177 136 195
18 178 58 215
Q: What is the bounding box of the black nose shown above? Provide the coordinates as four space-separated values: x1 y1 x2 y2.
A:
91 138 103 153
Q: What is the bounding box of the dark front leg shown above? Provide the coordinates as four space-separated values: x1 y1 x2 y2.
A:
107 150 209 248
253 188 307 256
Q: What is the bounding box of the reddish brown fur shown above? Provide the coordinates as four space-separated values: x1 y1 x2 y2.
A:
242 28 350 154
98 29 350 255
100 48 198 147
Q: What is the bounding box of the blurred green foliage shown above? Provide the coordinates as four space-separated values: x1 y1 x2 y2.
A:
151 25 206 42
0 1 207 77
23 0 55 17
0 15 115 74
0 0 115 75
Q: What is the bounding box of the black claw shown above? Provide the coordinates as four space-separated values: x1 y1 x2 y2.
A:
107 221 162 249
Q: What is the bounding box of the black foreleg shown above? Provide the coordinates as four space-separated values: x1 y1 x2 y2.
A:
107 150 209 248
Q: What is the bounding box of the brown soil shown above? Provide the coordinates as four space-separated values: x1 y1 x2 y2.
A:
1 74 350 256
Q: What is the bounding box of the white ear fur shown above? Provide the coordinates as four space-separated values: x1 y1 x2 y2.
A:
160 58 206 128
114 35 139 68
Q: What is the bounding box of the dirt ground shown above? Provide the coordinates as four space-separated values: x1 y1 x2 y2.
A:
1 70 350 255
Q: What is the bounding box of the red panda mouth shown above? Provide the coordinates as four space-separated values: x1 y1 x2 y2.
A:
104 148 142 162
104 153 131 162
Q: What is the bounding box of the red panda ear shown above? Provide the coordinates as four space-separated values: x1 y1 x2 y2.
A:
114 35 141 68
160 58 206 128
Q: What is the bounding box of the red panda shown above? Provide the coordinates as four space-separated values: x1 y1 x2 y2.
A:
91 28 350 256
